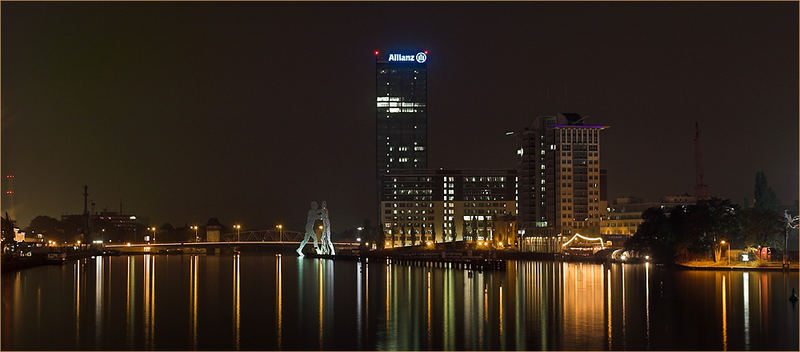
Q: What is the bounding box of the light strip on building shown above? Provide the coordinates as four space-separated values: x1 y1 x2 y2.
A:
560 233 605 249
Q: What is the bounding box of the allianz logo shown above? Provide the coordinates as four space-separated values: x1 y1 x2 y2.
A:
387 52 427 63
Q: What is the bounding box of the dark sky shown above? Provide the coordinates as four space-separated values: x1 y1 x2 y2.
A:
2 2 797 232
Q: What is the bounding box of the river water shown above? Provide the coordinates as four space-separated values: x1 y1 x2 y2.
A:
2 254 798 350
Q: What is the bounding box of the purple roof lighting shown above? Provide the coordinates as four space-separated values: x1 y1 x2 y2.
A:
550 125 607 128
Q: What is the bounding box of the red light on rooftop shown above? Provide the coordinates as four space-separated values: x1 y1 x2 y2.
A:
424 50 428 54
5 175 14 179
374 50 379 55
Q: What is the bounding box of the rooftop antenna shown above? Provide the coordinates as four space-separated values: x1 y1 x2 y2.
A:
83 185 89 242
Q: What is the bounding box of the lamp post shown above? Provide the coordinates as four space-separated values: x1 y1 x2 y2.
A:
191 226 199 242
783 211 800 269
276 224 283 242
149 227 157 244
234 224 241 242
721 240 730 267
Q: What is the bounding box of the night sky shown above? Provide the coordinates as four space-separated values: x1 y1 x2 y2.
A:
2 2 797 232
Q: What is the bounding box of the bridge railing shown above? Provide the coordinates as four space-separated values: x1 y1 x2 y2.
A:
221 230 304 242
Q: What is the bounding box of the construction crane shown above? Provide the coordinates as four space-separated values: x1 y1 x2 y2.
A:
694 122 709 200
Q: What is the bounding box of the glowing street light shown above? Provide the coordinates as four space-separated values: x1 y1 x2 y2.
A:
234 224 242 242
720 240 730 267
275 224 283 242
191 225 199 242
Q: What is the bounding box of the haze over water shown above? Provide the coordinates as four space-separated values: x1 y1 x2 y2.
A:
2 254 798 350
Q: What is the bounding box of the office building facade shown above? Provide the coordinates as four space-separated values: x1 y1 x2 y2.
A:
375 50 429 247
516 113 609 252
380 169 517 247
375 50 428 175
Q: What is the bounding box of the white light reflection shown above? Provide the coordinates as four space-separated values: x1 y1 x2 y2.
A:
95 257 103 344
645 262 650 349
743 272 750 348
276 254 282 349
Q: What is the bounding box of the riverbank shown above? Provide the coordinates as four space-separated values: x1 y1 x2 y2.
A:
676 259 799 271
1 249 108 273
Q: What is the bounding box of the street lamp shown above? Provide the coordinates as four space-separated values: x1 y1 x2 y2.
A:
720 240 730 267
276 224 283 242
356 226 363 243
149 227 157 244
234 224 242 242
191 226 199 242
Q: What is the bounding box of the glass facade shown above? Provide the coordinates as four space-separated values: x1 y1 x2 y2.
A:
375 51 428 176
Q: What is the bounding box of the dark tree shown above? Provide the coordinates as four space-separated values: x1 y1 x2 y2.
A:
686 198 741 255
27 215 64 242
740 207 783 249
626 207 673 262
754 171 779 211
627 198 743 262
2 212 15 244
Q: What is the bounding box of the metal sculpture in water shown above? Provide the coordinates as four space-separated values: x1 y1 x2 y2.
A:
319 201 335 255
297 201 335 256
297 201 322 256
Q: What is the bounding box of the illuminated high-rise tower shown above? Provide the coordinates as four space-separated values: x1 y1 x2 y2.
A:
516 113 609 252
375 49 429 246
375 49 429 175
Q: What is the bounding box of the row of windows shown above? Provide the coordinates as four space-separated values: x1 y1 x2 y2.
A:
464 202 508 207
464 209 509 216
388 203 434 208
390 189 432 195
385 216 434 221
386 209 435 215
561 221 600 228
376 102 426 108
464 177 506 182
604 222 640 227
560 128 600 143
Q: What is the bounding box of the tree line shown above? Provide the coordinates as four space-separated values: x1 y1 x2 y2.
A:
625 171 793 262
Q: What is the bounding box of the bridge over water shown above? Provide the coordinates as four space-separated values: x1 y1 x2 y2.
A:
105 228 359 253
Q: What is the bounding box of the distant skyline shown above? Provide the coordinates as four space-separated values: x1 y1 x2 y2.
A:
2 2 797 231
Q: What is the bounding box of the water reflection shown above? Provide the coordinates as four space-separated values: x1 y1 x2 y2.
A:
275 255 282 349
743 272 750 349
645 262 650 349
126 256 135 347
317 260 322 347
233 254 240 350
94 257 103 345
426 270 431 348
606 268 612 350
722 274 727 351
2 256 798 351
561 263 604 350
74 261 80 345
190 255 198 349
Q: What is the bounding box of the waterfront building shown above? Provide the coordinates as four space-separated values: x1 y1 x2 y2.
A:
516 113 609 252
599 195 699 236
205 218 223 242
375 49 429 246
379 169 517 247
375 49 428 176
61 210 138 243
